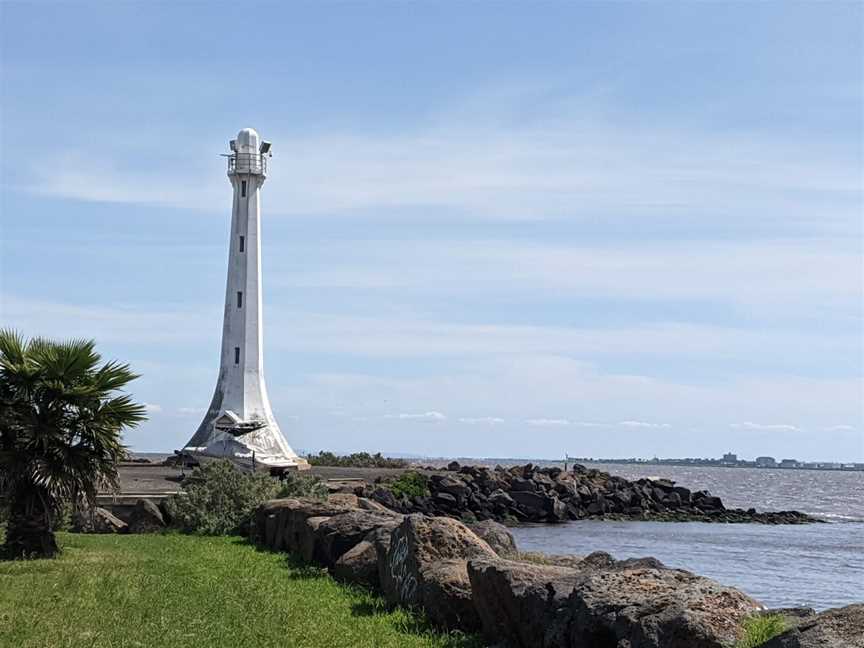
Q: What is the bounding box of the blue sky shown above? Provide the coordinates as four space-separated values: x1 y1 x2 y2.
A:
1 2 862 461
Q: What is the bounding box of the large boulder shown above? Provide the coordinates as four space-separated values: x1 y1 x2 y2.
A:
469 519 517 557
298 516 330 562
72 507 127 534
759 604 864 648
357 497 395 514
468 558 584 647
469 557 762 648
430 475 470 501
128 499 165 533
333 539 379 588
314 511 401 567
255 498 357 552
377 514 497 631
327 493 359 508
567 566 763 648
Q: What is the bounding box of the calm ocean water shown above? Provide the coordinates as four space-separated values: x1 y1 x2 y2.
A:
511 463 864 610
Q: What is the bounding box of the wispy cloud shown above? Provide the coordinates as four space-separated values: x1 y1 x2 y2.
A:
458 417 505 425
178 407 205 416
25 85 860 235
144 403 163 413
824 424 856 431
619 420 671 429
277 239 861 311
8 295 856 361
526 418 570 426
385 411 447 421
730 422 801 432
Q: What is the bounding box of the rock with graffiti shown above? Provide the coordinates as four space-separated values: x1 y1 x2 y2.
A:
377 514 497 631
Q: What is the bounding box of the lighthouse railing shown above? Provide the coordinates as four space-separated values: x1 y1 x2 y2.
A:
228 153 268 175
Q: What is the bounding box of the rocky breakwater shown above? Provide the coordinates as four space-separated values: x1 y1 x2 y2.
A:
251 495 854 647
368 463 817 525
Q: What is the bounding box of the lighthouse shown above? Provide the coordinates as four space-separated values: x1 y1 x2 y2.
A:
183 128 308 471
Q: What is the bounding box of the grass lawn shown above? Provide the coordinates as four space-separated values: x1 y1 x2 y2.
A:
0 532 480 648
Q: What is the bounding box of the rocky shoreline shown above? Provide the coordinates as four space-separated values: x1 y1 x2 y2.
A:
359 462 819 525
252 495 861 648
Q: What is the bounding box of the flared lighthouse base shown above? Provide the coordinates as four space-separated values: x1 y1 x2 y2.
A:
182 440 310 472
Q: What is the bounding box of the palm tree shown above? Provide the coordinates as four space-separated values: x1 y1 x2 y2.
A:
0 330 146 558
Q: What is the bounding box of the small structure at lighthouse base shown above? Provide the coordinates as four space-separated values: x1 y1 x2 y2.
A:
181 128 308 472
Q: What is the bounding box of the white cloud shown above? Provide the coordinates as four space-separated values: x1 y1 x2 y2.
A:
8 294 856 363
730 422 801 432
25 84 859 236
177 407 205 415
276 239 861 312
572 421 613 428
144 403 163 413
385 411 447 421
619 420 671 429
526 418 570 426
458 417 506 425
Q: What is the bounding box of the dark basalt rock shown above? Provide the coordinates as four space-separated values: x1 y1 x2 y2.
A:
251 498 795 646
128 499 165 533
72 507 128 534
759 604 864 648
468 556 762 648
372 463 819 526
377 514 496 631
468 519 517 557
314 511 402 567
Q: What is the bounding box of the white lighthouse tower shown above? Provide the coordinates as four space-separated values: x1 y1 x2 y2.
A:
183 128 308 471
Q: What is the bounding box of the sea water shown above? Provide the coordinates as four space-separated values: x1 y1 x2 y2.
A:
511 463 864 610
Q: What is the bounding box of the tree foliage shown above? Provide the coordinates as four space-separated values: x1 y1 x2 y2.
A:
0 329 146 558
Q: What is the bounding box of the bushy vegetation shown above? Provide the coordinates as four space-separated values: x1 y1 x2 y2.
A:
307 451 408 469
165 460 279 535
0 532 479 648
276 472 329 500
736 614 787 648
387 471 429 499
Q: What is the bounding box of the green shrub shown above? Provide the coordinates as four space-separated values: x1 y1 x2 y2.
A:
164 460 279 535
306 451 408 469
736 614 787 648
275 473 329 500
387 471 429 499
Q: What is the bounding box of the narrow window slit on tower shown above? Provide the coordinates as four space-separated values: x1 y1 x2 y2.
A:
237 291 243 308
241 180 247 197
239 235 245 252
234 347 240 364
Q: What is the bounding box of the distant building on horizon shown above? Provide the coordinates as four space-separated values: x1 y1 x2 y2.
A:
756 456 777 468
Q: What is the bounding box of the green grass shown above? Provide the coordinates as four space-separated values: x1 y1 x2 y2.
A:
736 613 787 648
0 532 479 648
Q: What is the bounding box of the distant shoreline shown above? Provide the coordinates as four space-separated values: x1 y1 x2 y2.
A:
575 459 864 473
128 451 864 473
